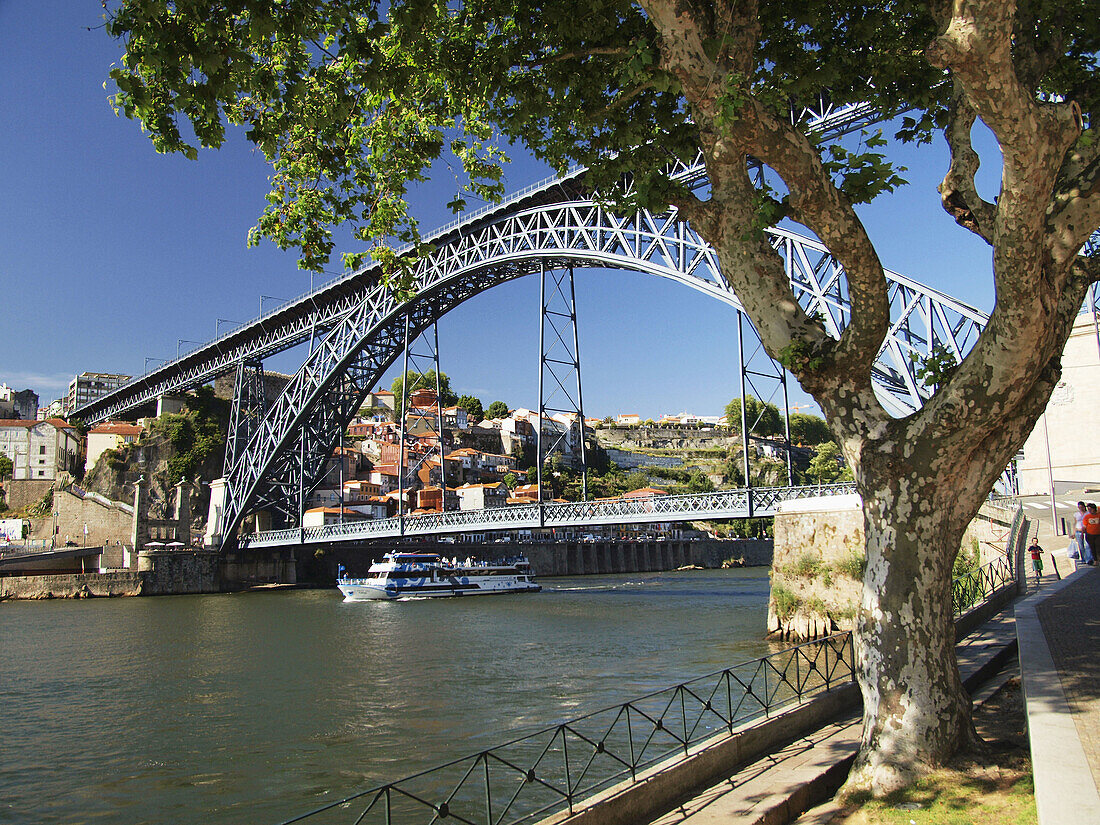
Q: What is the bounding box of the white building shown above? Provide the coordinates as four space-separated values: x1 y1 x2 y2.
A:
455 482 509 511
0 418 81 480
1017 312 1100 494
85 421 144 474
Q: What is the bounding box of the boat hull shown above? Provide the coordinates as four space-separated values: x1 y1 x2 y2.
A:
338 578 541 601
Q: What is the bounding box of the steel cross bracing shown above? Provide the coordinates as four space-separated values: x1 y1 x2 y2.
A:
74 100 884 425
537 264 588 500
241 482 857 548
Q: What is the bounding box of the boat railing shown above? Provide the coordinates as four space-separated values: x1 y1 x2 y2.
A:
279 547 1019 825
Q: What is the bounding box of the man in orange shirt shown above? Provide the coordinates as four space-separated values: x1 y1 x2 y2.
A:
1082 503 1100 567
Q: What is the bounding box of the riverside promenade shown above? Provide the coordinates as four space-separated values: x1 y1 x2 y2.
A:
636 564 1100 825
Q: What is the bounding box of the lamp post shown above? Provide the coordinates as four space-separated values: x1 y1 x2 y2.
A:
216 318 243 336
177 339 202 359
52 509 58 550
259 295 286 317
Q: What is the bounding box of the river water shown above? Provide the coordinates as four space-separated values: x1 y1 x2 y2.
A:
0 569 773 825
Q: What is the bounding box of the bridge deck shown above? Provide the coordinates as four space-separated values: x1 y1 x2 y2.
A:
240 483 857 548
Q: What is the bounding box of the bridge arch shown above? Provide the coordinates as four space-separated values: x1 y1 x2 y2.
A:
214 198 987 547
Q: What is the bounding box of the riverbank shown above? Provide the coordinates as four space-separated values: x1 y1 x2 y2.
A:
1 537 773 600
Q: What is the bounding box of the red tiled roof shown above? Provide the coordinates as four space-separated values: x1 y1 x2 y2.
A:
89 422 144 436
0 418 73 429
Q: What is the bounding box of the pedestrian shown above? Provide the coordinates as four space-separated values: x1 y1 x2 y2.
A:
1083 503 1100 566
1075 501 1092 563
1029 538 1045 583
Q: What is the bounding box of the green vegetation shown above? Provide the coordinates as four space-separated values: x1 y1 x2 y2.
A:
807 442 853 484
391 370 457 408
953 542 981 581
485 401 510 420
772 582 800 621
724 395 781 437
836 551 867 581
789 552 824 578
788 413 831 446
455 394 483 423
710 518 773 539
142 386 230 484
0 453 13 482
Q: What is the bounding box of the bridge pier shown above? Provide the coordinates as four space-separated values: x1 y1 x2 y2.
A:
203 477 227 548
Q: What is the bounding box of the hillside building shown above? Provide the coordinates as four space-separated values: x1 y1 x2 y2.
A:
65 372 131 416
85 422 144 474
1017 311 1100 494
0 418 81 480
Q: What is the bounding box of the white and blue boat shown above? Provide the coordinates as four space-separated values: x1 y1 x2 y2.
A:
337 552 541 600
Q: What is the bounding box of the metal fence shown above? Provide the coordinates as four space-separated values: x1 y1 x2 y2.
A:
278 548 1018 825
279 632 855 825
951 550 1017 616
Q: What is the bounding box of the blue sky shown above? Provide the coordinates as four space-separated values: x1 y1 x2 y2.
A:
0 3 1000 420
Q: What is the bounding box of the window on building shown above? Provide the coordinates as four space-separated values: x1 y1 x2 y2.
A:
39 446 46 454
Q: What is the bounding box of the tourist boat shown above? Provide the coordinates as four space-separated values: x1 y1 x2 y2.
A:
337 552 541 600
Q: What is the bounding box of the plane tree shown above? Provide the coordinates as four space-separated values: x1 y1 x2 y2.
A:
105 0 1100 794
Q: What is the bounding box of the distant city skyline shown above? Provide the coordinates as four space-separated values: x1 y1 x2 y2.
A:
1 4 1002 421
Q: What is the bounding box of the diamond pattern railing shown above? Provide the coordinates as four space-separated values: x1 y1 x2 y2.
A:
951 552 1016 615
277 633 856 825
241 483 857 548
275 550 1018 825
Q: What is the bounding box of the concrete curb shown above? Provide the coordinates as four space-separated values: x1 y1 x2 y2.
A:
1016 571 1100 825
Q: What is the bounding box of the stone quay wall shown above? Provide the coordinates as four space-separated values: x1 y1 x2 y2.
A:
1 571 144 600
768 496 1024 642
320 538 773 581
2 546 298 600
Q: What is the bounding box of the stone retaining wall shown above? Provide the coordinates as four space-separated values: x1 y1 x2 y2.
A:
4 479 54 511
1 546 299 600
317 538 773 581
0 571 144 600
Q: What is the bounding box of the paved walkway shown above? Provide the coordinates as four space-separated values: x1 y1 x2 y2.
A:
1018 565 1100 823
642 611 1020 825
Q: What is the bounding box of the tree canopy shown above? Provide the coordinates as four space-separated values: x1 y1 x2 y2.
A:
789 412 832 445
724 395 782 437
390 370 457 407
485 400 510 419
455 394 484 423
106 0 1100 796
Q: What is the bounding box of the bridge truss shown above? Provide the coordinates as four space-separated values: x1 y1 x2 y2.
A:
208 202 985 547
72 100 993 550
242 483 858 548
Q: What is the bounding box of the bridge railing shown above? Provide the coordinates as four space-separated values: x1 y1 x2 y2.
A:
241 483 858 548
278 632 856 825
951 549 1017 615
275 549 1015 825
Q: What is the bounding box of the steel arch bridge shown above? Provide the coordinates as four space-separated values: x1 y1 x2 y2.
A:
72 100 991 551
202 191 986 549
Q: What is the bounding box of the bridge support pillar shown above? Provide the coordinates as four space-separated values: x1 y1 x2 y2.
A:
204 477 227 548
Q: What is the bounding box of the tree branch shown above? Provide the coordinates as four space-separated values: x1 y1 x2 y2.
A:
927 0 1083 303
938 82 996 244
1049 151 1100 268
666 189 718 237
742 101 890 383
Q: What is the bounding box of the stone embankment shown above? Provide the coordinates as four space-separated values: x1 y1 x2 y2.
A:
1 545 296 600
593 425 739 452
766 496 1026 641
323 538 773 580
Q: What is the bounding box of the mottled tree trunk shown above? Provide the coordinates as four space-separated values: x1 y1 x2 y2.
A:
846 465 976 793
